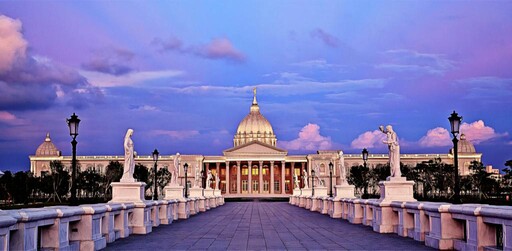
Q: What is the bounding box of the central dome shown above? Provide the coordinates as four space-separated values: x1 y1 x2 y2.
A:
234 88 277 147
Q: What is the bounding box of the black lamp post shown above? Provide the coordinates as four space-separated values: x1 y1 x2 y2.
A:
67 113 80 205
329 162 333 197
184 163 189 198
152 149 159 200
311 169 315 196
362 148 369 197
449 111 462 203
200 170 205 189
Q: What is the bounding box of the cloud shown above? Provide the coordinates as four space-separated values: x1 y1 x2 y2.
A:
418 120 508 147
81 47 135 76
81 69 184 87
376 49 455 75
153 36 245 63
0 111 24 125
291 59 344 69
310 28 340 47
0 15 102 110
456 76 512 101
151 130 199 140
0 15 27 73
279 123 332 151
130 105 160 112
350 130 387 149
418 127 451 147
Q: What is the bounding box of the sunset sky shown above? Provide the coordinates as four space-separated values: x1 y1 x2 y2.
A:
0 1 511 172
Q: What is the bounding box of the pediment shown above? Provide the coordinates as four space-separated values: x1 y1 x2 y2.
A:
223 141 287 156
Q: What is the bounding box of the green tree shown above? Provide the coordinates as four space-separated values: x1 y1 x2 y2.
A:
48 160 70 202
103 161 123 195
78 168 102 198
502 160 512 192
0 171 13 203
348 165 370 197
148 167 172 198
134 163 150 191
469 161 495 198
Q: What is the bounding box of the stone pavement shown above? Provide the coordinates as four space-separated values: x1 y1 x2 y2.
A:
105 202 433 250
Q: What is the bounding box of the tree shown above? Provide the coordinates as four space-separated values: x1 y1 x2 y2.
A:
134 163 150 191
103 161 123 195
0 171 13 203
78 168 102 198
148 167 172 197
469 161 494 198
348 165 370 197
502 160 512 191
48 160 70 202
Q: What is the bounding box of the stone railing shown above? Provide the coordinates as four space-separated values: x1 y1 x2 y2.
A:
290 194 511 250
0 194 225 250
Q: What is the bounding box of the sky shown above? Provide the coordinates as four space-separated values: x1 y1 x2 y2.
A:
0 1 511 173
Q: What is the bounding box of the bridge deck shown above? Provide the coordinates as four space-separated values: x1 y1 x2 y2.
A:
105 202 433 250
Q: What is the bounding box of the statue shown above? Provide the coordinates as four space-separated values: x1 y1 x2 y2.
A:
194 164 200 188
206 170 213 189
338 151 348 185
121 129 135 182
215 174 220 190
302 169 309 189
293 173 300 189
314 164 325 187
380 125 401 177
171 153 180 186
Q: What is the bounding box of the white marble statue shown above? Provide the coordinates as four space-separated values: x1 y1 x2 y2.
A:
380 125 402 177
171 153 180 186
293 174 300 189
302 169 309 189
194 164 200 188
215 174 220 190
314 164 325 187
121 129 135 182
206 170 213 189
338 151 348 185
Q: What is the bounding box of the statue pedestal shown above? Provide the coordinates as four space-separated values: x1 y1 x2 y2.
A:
299 188 311 208
110 182 146 203
163 185 190 219
189 187 206 212
334 184 355 199
311 187 327 212
293 188 301 196
313 186 328 197
203 188 216 208
378 177 416 202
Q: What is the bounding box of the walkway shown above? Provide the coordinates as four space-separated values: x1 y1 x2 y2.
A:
105 202 432 250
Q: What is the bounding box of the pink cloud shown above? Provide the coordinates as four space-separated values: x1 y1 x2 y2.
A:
350 130 386 149
418 127 451 147
151 130 199 140
460 120 508 144
0 15 27 73
196 38 245 62
279 123 332 151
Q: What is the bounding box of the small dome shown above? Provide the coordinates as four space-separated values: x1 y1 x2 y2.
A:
458 134 476 153
36 133 61 156
234 88 277 147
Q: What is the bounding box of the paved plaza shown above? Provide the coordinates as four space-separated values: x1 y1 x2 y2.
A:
105 202 432 250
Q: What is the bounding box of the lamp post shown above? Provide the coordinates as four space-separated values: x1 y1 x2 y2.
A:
152 149 159 200
362 148 368 197
449 111 462 203
66 113 80 205
329 162 333 197
184 163 189 198
311 169 315 196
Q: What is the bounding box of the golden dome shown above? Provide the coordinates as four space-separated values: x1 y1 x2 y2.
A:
234 88 277 147
36 133 61 156
457 134 476 153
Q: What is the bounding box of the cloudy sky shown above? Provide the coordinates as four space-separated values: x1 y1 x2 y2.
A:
0 1 511 172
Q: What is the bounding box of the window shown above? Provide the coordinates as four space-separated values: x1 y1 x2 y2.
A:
262 168 268 175
285 168 290 175
263 180 269 192
274 181 280 192
242 168 249 175
320 163 326 173
294 168 301 176
242 180 248 191
221 169 225 175
252 168 259 176
221 181 226 193
252 181 259 192
285 180 290 192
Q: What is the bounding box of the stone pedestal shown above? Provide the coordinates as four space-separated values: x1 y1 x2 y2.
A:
110 182 146 203
378 177 416 202
189 187 206 212
313 186 328 197
293 188 301 196
299 188 311 208
204 188 216 208
163 185 190 219
334 184 356 199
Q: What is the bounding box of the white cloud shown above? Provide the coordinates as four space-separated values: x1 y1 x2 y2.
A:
376 49 455 75
0 15 27 73
81 69 184 87
418 127 451 147
350 130 386 149
279 123 332 151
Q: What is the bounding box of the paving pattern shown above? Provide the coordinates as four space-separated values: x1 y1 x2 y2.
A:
104 202 433 250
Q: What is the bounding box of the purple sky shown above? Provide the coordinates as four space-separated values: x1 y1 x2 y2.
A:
0 1 511 172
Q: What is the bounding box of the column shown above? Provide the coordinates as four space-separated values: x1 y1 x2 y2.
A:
281 161 285 194
259 161 263 193
301 162 305 188
225 161 230 194
236 161 241 194
215 162 220 177
270 161 274 194
248 161 252 193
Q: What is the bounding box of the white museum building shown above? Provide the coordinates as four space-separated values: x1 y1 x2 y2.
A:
29 91 482 198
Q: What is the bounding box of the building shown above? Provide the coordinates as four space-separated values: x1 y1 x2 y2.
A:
29 90 482 198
